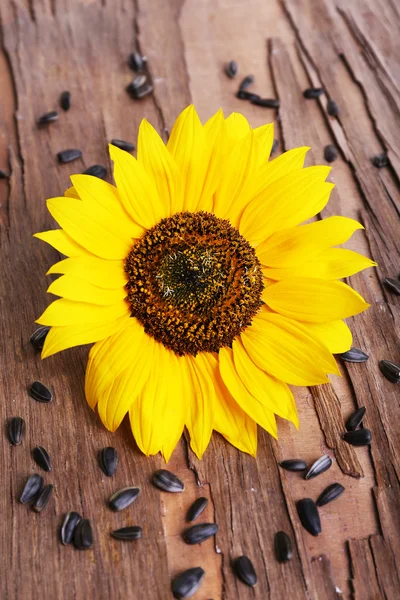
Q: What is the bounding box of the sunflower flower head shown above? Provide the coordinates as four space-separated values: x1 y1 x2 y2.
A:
35 105 375 460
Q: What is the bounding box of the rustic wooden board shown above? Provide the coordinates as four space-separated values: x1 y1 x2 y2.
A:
0 0 399 599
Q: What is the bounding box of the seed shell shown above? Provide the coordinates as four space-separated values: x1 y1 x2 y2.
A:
110 139 135 152
128 52 146 72
327 99 340 117
279 459 307 472
251 97 280 109
30 326 50 351
233 556 257 587
127 74 147 91
32 446 52 472
296 498 321 536
316 483 345 507
187 497 208 522
303 87 324 99
20 474 44 504
172 567 205 599
383 277 400 296
32 484 54 513
60 91 71 111
225 60 238 78
111 526 142 541
236 90 259 101
324 144 338 163
83 164 107 179
98 447 118 477
343 429 372 446
305 455 332 480
60 512 82 545
274 531 293 563
29 381 53 403
346 407 366 431
0 169 9 179
132 82 153 99
238 74 254 91
108 486 140 511
152 469 184 493
73 518 93 550
340 347 369 363
371 153 388 168
379 360 400 383
37 111 59 125
183 523 218 545
8 417 25 445
57 149 82 164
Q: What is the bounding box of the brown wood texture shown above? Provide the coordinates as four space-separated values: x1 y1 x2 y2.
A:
0 0 399 598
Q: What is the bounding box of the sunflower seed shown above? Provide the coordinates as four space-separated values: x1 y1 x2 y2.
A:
236 90 259 101
303 87 324 99
379 360 400 383
152 469 184 493
371 153 388 168
274 531 293 563
8 417 25 445
172 567 205 599
279 459 307 472
316 483 345 507
132 82 153 99
327 99 340 117
239 74 255 91
346 407 366 431
20 474 43 504
340 347 369 363
32 484 54 512
108 487 140 511
98 447 118 477
251 97 280 109
60 91 71 111
128 52 146 72
73 518 93 550
296 498 321 536
110 139 135 152
271 139 279 154
225 60 238 78
57 149 82 164
0 169 9 179
233 556 257 587
383 277 400 296
60 512 82 545
30 326 50 351
324 144 338 163
29 381 53 403
83 164 107 179
305 454 332 480
343 429 372 446
183 523 218 545
111 526 142 541
127 75 147 92
32 446 52 472
37 111 59 125
187 497 208 522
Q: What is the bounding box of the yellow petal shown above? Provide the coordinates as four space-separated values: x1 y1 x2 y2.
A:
37 298 130 326
64 186 80 199
252 146 310 198
161 355 190 462
185 353 216 459
225 112 251 140
34 230 91 258
253 123 274 166
195 108 225 212
304 320 352 354
263 278 369 322
47 256 127 289
47 275 127 305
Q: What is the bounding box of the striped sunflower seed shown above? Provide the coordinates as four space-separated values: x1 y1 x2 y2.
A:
172 567 205 599
108 487 140 511
345 406 366 431
327 99 340 117
233 556 257 587
305 455 332 480
279 459 307 472
83 165 107 179
379 360 400 383
127 75 147 92
340 347 369 363
20 474 43 504
29 381 53 403
111 526 142 541
303 87 324 99
183 523 218 545
37 111 59 125
60 512 82 545
57 149 82 164
316 483 345 507
132 82 153 99
343 429 372 446
110 139 135 152
152 469 184 493
274 531 293 563
60 91 71 111
324 144 338 163
251 97 280 109
30 326 50 351
225 60 238 78
74 518 93 550
8 416 25 445
383 277 400 296
371 153 388 168
128 52 146 72
0 169 8 179
32 484 54 513
187 497 208 522
32 446 52 472
236 90 259 101
99 447 118 477
239 74 255 91
296 498 321 536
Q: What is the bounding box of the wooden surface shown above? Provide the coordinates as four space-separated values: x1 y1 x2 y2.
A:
0 0 399 598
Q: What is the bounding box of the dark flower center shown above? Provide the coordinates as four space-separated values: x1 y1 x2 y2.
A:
124 212 263 356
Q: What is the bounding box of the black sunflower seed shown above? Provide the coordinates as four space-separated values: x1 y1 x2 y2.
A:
172 567 205 599
37 111 59 126
379 360 400 383
8 417 25 445
32 484 54 513
271 139 279 155
127 75 147 92
111 526 142 541
110 139 135 152
239 74 255 91
251 97 280 109
152 469 185 493
346 406 366 431
30 326 50 351
233 556 257 587
60 91 71 111
187 497 208 522
383 277 400 296
32 446 52 472
316 483 345 507
225 60 238 79
236 90 259 101
20 474 44 504
324 144 338 163
29 381 53 403
183 523 218 545
340 347 369 363
128 52 146 72
83 164 107 179
303 87 324 99
108 487 140 511
73 518 93 550
279 459 307 472
98 447 118 477
274 531 293 563
60 512 82 545
57 149 82 164
343 429 372 446
0 169 9 179
305 454 332 480
371 153 388 168
327 99 340 117
296 498 321 536
131 82 153 99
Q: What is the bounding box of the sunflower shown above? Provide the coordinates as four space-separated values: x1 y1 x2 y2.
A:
35 105 375 460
